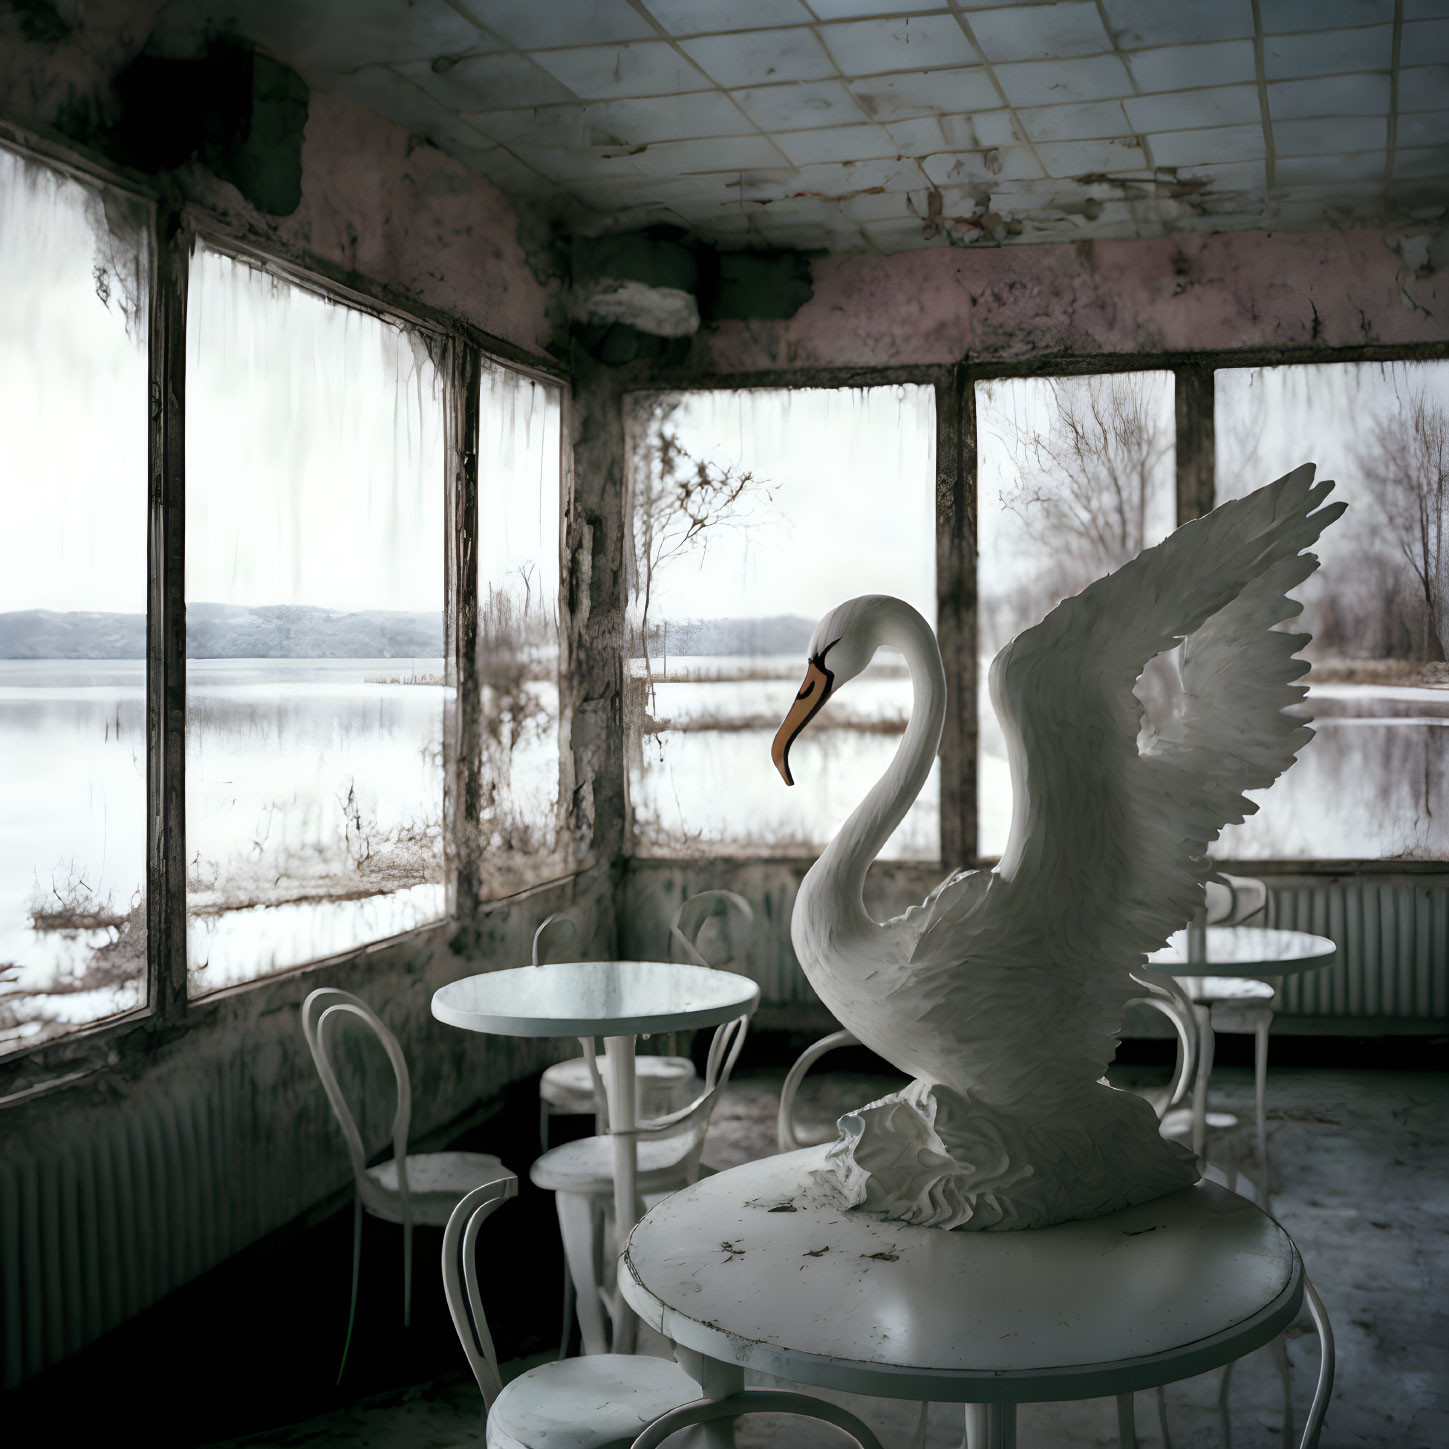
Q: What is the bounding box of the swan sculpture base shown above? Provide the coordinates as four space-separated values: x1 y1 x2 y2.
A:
815 1078 1199 1231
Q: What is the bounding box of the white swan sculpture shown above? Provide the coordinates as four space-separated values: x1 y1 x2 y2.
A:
772 465 1344 1230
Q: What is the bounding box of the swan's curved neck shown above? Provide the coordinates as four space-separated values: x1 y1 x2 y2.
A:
817 602 946 926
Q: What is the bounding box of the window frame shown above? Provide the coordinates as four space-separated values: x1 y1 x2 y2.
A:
0 134 571 1094
629 342 1449 878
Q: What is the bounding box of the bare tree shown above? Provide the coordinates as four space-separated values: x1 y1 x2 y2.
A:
1355 390 1449 664
630 404 767 694
1000 373 1172 587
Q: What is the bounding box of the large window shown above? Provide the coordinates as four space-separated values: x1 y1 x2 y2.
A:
625 385 938 860
185 245 449 993
1215 363 1448 860
477 361 567 894
0 149 151 1056
976 373 1177 858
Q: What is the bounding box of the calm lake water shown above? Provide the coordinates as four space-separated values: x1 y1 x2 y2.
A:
4 653 1443 1053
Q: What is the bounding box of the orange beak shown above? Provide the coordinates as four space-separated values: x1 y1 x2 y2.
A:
772 658 834 786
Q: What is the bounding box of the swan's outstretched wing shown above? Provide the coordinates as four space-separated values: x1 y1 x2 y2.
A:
910 465 1343 995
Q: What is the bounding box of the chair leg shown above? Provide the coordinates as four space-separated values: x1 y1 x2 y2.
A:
1116 1391 1137 1447
338 1196 363 1384
403 1218 413 1329
555 1191 609 1355
539 1097 550 1152
1270 1332 1294 1447
558 1257 577 1360
1155 1385 1173 1449
1255 1014 1272 1208
1218 1357 1235 1449
1191 1002 1214 1165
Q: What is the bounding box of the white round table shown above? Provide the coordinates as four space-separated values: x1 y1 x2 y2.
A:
621 1147 1304 1449
432 960 759 1350
1143 928 1336 1179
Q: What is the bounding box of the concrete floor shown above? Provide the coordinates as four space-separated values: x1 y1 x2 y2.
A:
206 1064 1448 1449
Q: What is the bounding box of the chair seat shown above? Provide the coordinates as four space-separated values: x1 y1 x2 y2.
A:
485 1353 699 1449
363 1151 510 1226
540 1055 698 1114
1195 976 1277 1004
529 1133 695 1196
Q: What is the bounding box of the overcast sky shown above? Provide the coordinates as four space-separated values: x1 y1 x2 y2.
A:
629 384 938 627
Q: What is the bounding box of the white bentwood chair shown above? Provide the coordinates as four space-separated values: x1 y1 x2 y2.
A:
301 987 512 1380
443 1178 702 1449
531 1012 751 1356
536 892 755 1146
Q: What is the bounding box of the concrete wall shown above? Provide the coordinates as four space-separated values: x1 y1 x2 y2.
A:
685 226 1448 373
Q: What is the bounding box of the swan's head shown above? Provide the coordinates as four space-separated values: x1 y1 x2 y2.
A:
771 596 883 786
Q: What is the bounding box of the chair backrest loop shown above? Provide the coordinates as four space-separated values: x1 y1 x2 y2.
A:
301 989 412 1208
441 1176 518 1410
670 890 754 968
532 912 579 966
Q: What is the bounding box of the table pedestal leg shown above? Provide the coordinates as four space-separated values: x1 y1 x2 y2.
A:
604 1035 638 1354
676 1349 745 1449
963 1403 1016 1449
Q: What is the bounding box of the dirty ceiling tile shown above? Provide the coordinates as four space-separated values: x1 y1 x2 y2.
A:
1126 41 1256 92
485 0 656 49
1398 65 1449 111
530 41 712 99
921 145 1044 185
1034 137 1148 176
1264 27 1395 78
1015 99 1130 142
1146 123 1265 168
1394 146 1449 178
397 51 576 110
1276 151 1386 183
1403 17 1449 63
583 91 755 145
467 106 588 150
811 0 949 13
1099 0 1254 48
336 64 461 132
642 0 812 32
1259 0 1394 28
1267 73 1391 118
1397 111 1449 148
993 53 1134 107
472 146 568 198
729 79 867 131
849 67 1000 121
969 110 1023 147
1123 85 1262 133
1274 115 1388 155
1173 159 1268 191
680 27 838 86
885 113 990 154
497 139 651 184
966 3 1112 64
788 156 931 194
773 123 899 166
622 134 790 178
838 187 928 221
818 14 978 74
861 216 944 248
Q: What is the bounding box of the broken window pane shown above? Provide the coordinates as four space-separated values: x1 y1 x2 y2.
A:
477 361 566 895
975 373 1177 859
625 386 938 860
186 245 447 993
0 145 150 1055
1215 363 1448 860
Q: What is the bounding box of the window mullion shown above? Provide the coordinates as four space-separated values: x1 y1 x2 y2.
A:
1175 363 1216 524
146 210 189 1023
937 366 978 867
448 338 483 925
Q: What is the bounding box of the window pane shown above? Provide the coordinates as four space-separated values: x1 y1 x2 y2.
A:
0 147 150 1054
626 386 938 860
976 373 1177 858
186 246 447 993
1216 363 1448 860
477 361 566 895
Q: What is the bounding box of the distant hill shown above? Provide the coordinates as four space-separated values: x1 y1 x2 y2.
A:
0 605 444 659
648 615 814 656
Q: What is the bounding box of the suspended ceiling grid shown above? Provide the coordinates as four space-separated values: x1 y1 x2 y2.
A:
181 0 1449 251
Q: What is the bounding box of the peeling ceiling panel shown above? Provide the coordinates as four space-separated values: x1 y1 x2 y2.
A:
177 0 1449 252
